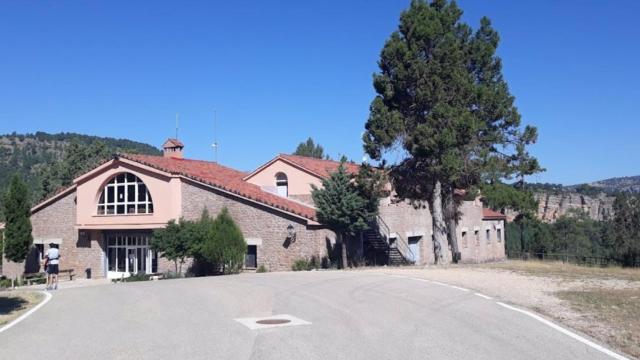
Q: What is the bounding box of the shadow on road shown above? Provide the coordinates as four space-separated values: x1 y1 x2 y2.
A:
0 296 28 315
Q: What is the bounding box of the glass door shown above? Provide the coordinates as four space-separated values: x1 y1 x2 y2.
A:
106 233 156 278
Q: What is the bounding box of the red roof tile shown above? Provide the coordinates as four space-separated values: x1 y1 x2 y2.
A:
278 154 360 178
120 154 317 221
483 208 507 220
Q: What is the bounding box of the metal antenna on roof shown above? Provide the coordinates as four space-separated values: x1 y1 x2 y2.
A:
211 109 219 163
175 113 180 140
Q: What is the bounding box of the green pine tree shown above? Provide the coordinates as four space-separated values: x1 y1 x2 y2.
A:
363 0 538 264
311 159 377 268
201 208 246 274
293 137 327 159
3 174 33 263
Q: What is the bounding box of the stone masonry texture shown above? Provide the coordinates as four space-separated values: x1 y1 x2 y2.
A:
181 180 335 272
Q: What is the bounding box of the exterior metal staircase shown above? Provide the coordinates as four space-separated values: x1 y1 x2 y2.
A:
363 216 415 266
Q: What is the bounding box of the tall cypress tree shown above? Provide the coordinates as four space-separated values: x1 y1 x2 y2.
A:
363 0 538 264
3 174 33 263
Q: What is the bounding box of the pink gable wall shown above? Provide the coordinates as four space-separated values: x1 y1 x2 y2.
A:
246 159 323 196
74 160 182 229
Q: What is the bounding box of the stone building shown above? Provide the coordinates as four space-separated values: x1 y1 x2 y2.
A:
2 140 505 280
244 153 506 266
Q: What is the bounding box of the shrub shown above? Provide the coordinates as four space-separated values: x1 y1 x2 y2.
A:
0 276 12 289
200 208 246 275
292 256 322 271
161 271 184 280
256 264 268 273
125 272 150 282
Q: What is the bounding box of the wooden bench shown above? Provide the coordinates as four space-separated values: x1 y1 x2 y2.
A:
58 269 75 281
23 272 46 286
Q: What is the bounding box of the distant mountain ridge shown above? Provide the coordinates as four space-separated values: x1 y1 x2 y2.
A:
586 176 640 194
0 132 161 218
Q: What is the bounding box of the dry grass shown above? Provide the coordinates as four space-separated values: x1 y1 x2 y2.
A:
483 260 640 282
0 291 44 326
557 288 640 359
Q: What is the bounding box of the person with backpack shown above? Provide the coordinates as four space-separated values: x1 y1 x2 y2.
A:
44 243 60 290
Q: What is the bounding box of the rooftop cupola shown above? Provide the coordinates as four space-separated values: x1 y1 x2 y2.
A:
162 138 184 159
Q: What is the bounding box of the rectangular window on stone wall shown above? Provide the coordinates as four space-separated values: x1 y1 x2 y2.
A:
462 231 467 248
475 230 479 246
497 228 502 243
486 229 491 243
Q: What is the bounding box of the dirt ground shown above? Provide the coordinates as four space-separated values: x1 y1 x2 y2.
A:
0 291 44 326
367 261 640 359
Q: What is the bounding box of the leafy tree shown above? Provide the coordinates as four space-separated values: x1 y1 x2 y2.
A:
293 137 327 159
200 208 246 274
311 159 378 268
552 210 594 259
482 134 542 252
609 194 640 266
151 218 197 274
3 174 33 263
363 0 536 263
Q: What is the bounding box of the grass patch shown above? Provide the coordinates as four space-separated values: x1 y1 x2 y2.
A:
557 288 640 358
483 260 640 281
0 291 44 326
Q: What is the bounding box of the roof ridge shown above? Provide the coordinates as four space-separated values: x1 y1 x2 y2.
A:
120 153 316 221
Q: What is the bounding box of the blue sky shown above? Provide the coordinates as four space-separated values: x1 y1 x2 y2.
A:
1 1 638 185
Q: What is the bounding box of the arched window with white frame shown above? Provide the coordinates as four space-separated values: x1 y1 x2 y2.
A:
275 172 288 197
97 173 154 215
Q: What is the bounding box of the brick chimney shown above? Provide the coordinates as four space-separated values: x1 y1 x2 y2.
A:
162 138 184 159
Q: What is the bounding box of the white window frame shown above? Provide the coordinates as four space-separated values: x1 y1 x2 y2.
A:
97 173 153 215
275 172 288 197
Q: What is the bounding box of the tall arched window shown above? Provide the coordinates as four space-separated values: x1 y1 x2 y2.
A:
275 172 288 197
97 173 154 215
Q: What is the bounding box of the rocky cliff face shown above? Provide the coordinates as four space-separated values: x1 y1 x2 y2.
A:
534 192 615 222
504 192 615 223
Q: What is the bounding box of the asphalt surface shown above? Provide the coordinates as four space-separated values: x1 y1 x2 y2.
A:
0 271 619 360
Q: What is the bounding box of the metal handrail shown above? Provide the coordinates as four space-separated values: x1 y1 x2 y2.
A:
375 215 415 264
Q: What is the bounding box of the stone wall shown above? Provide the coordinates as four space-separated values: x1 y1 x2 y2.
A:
378 196 433 265
3 191 106 279
181 180 335 272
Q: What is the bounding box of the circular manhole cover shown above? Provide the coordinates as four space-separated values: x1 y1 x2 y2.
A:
256 319 291 325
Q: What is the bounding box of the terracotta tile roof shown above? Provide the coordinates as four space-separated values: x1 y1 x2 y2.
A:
483 208 507 220
278 154 360 178
120 154 317 221
163 138 184 148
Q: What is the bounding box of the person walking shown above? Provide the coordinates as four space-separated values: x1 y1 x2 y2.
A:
44 243 60 290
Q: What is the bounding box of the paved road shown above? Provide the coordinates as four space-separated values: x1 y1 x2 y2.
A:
0 271 619 360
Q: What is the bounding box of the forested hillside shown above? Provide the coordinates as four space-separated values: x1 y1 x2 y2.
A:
0 132 161 219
